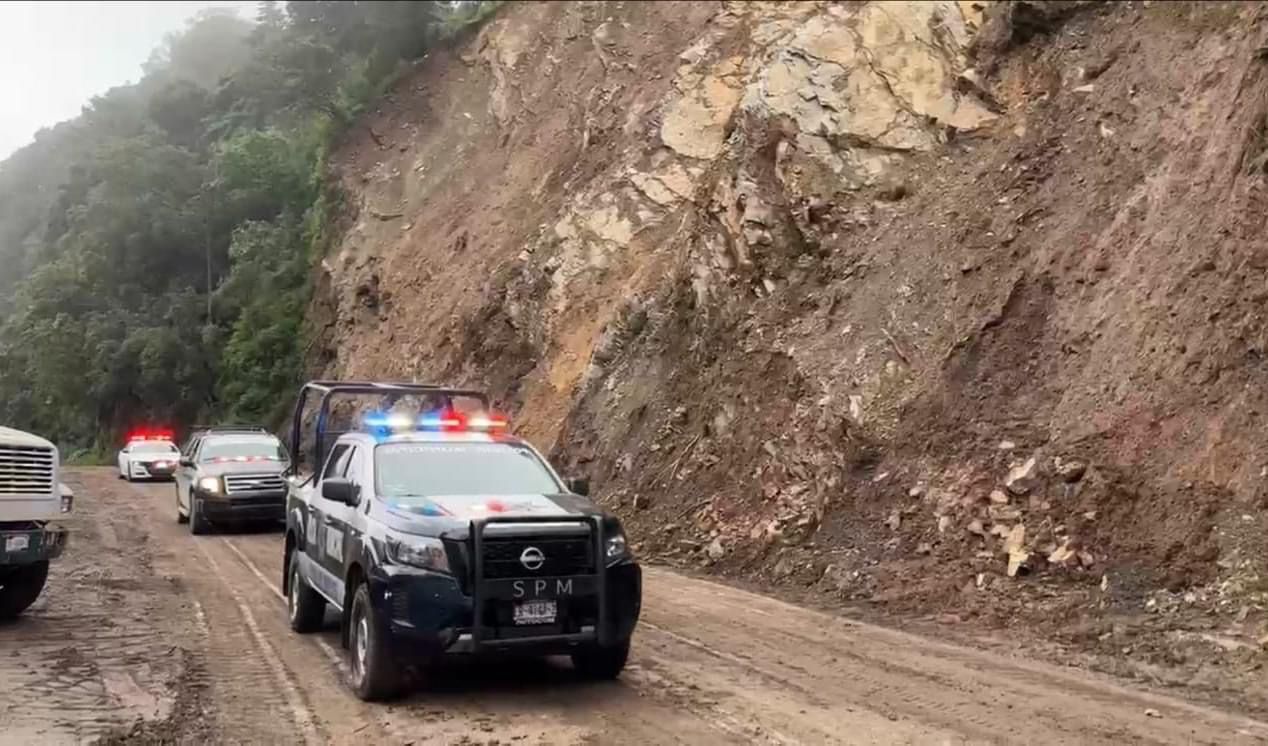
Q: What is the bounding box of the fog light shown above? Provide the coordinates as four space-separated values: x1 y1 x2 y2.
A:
60 494 73 513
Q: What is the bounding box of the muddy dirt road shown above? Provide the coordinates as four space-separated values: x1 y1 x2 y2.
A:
1 469 1266 744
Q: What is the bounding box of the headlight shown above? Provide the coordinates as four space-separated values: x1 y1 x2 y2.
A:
197 476 223 494
605 531 630 563
385 534 450 574
60 494 73 514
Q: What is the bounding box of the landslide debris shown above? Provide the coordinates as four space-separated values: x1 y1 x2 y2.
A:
312 0 1268 707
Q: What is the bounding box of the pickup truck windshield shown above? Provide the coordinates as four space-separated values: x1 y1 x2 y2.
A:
376 443 559 497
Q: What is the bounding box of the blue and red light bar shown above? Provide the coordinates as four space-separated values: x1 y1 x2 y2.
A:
363 409 509 438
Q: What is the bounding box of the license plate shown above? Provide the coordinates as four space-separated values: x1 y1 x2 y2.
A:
5 535 30 553
513 600 557 625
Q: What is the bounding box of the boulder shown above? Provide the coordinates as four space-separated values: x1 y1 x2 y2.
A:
1004 456 1040 495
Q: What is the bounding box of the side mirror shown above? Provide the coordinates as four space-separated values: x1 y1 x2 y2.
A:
565 476 590 497
179 457 193 467
322 477 360 506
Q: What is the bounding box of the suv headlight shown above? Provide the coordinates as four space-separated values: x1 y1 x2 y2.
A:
197 476 223 494
385 534 451 574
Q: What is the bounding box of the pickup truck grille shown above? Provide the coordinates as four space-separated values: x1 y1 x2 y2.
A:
481 535 594 579
223 474 285 494
0 446 55 495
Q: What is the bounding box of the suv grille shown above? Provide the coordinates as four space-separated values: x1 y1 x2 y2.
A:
481 536 594 579
0 445 55 495
223 474 285 494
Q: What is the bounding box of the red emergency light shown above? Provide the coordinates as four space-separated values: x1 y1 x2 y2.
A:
127 428 175 443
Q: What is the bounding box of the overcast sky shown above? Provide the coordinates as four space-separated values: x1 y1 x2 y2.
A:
0 1 255 160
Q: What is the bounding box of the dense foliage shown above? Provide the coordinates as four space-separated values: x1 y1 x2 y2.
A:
0 1 497 457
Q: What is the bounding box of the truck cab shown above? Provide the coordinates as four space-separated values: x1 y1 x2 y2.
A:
281 381 641 701
0 425 71 619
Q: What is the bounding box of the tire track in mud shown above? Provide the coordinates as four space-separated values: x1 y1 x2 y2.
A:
190 537 321 744
0 474 182 744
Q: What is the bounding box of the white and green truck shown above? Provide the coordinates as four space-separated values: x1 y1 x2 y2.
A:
0 426 71 619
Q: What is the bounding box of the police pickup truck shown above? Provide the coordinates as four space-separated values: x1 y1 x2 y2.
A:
281 381 641 701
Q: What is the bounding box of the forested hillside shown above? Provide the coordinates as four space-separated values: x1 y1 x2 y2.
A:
0 0 496 456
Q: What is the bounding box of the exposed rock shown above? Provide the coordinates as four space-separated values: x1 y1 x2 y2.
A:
1053 457 1087 483
707 538 726 560
989 489 1010 504
988 504 1022 522
1047 542 1077 566
916 542 933 555
884 511 902 531
1003 524 1030 577
1004 457 1040 496
661 57 744 160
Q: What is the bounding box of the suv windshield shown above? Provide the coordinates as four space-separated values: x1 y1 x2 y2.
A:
376 443 559 497
131 441 178 454
200 437 286 462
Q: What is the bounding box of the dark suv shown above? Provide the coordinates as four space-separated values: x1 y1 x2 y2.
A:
280 382 641 701
174 426 290 534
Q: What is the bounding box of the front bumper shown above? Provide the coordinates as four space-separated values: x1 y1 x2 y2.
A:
0 524 68 565
130 461 176 480
196 489 286 522
371 561 642 660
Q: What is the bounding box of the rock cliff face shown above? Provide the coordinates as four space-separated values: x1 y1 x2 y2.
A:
312 0 1268 681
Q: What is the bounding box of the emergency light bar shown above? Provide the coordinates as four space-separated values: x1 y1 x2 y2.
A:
127 429 175 442
363 409 509 437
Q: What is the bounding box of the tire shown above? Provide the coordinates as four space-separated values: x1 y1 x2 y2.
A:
571 639 631 680
176 485 188 524
287 553 325 633
347 582 401 701
0 561 49 621
189 493 211 535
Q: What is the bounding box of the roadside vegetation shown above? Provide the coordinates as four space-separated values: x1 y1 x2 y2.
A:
0 0 499 457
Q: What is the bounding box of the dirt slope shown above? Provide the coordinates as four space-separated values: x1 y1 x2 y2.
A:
310 0 1268 700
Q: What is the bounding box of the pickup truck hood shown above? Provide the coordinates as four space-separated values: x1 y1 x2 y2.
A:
381 493 603 537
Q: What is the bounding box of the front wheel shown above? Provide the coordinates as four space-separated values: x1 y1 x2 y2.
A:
287 554 325 633
189 494 211 535
347 583 401 701
571 639 631 680
0 561 50 620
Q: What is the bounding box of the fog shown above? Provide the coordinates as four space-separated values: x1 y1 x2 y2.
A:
0 1 253 159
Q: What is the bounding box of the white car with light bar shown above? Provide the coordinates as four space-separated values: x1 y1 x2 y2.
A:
0 425 72 619
117 430 180 481
281 381 642 701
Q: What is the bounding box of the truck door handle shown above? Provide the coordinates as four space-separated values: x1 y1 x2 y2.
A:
323 517 339 526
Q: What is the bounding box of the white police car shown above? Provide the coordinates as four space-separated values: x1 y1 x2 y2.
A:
117 430 180 481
